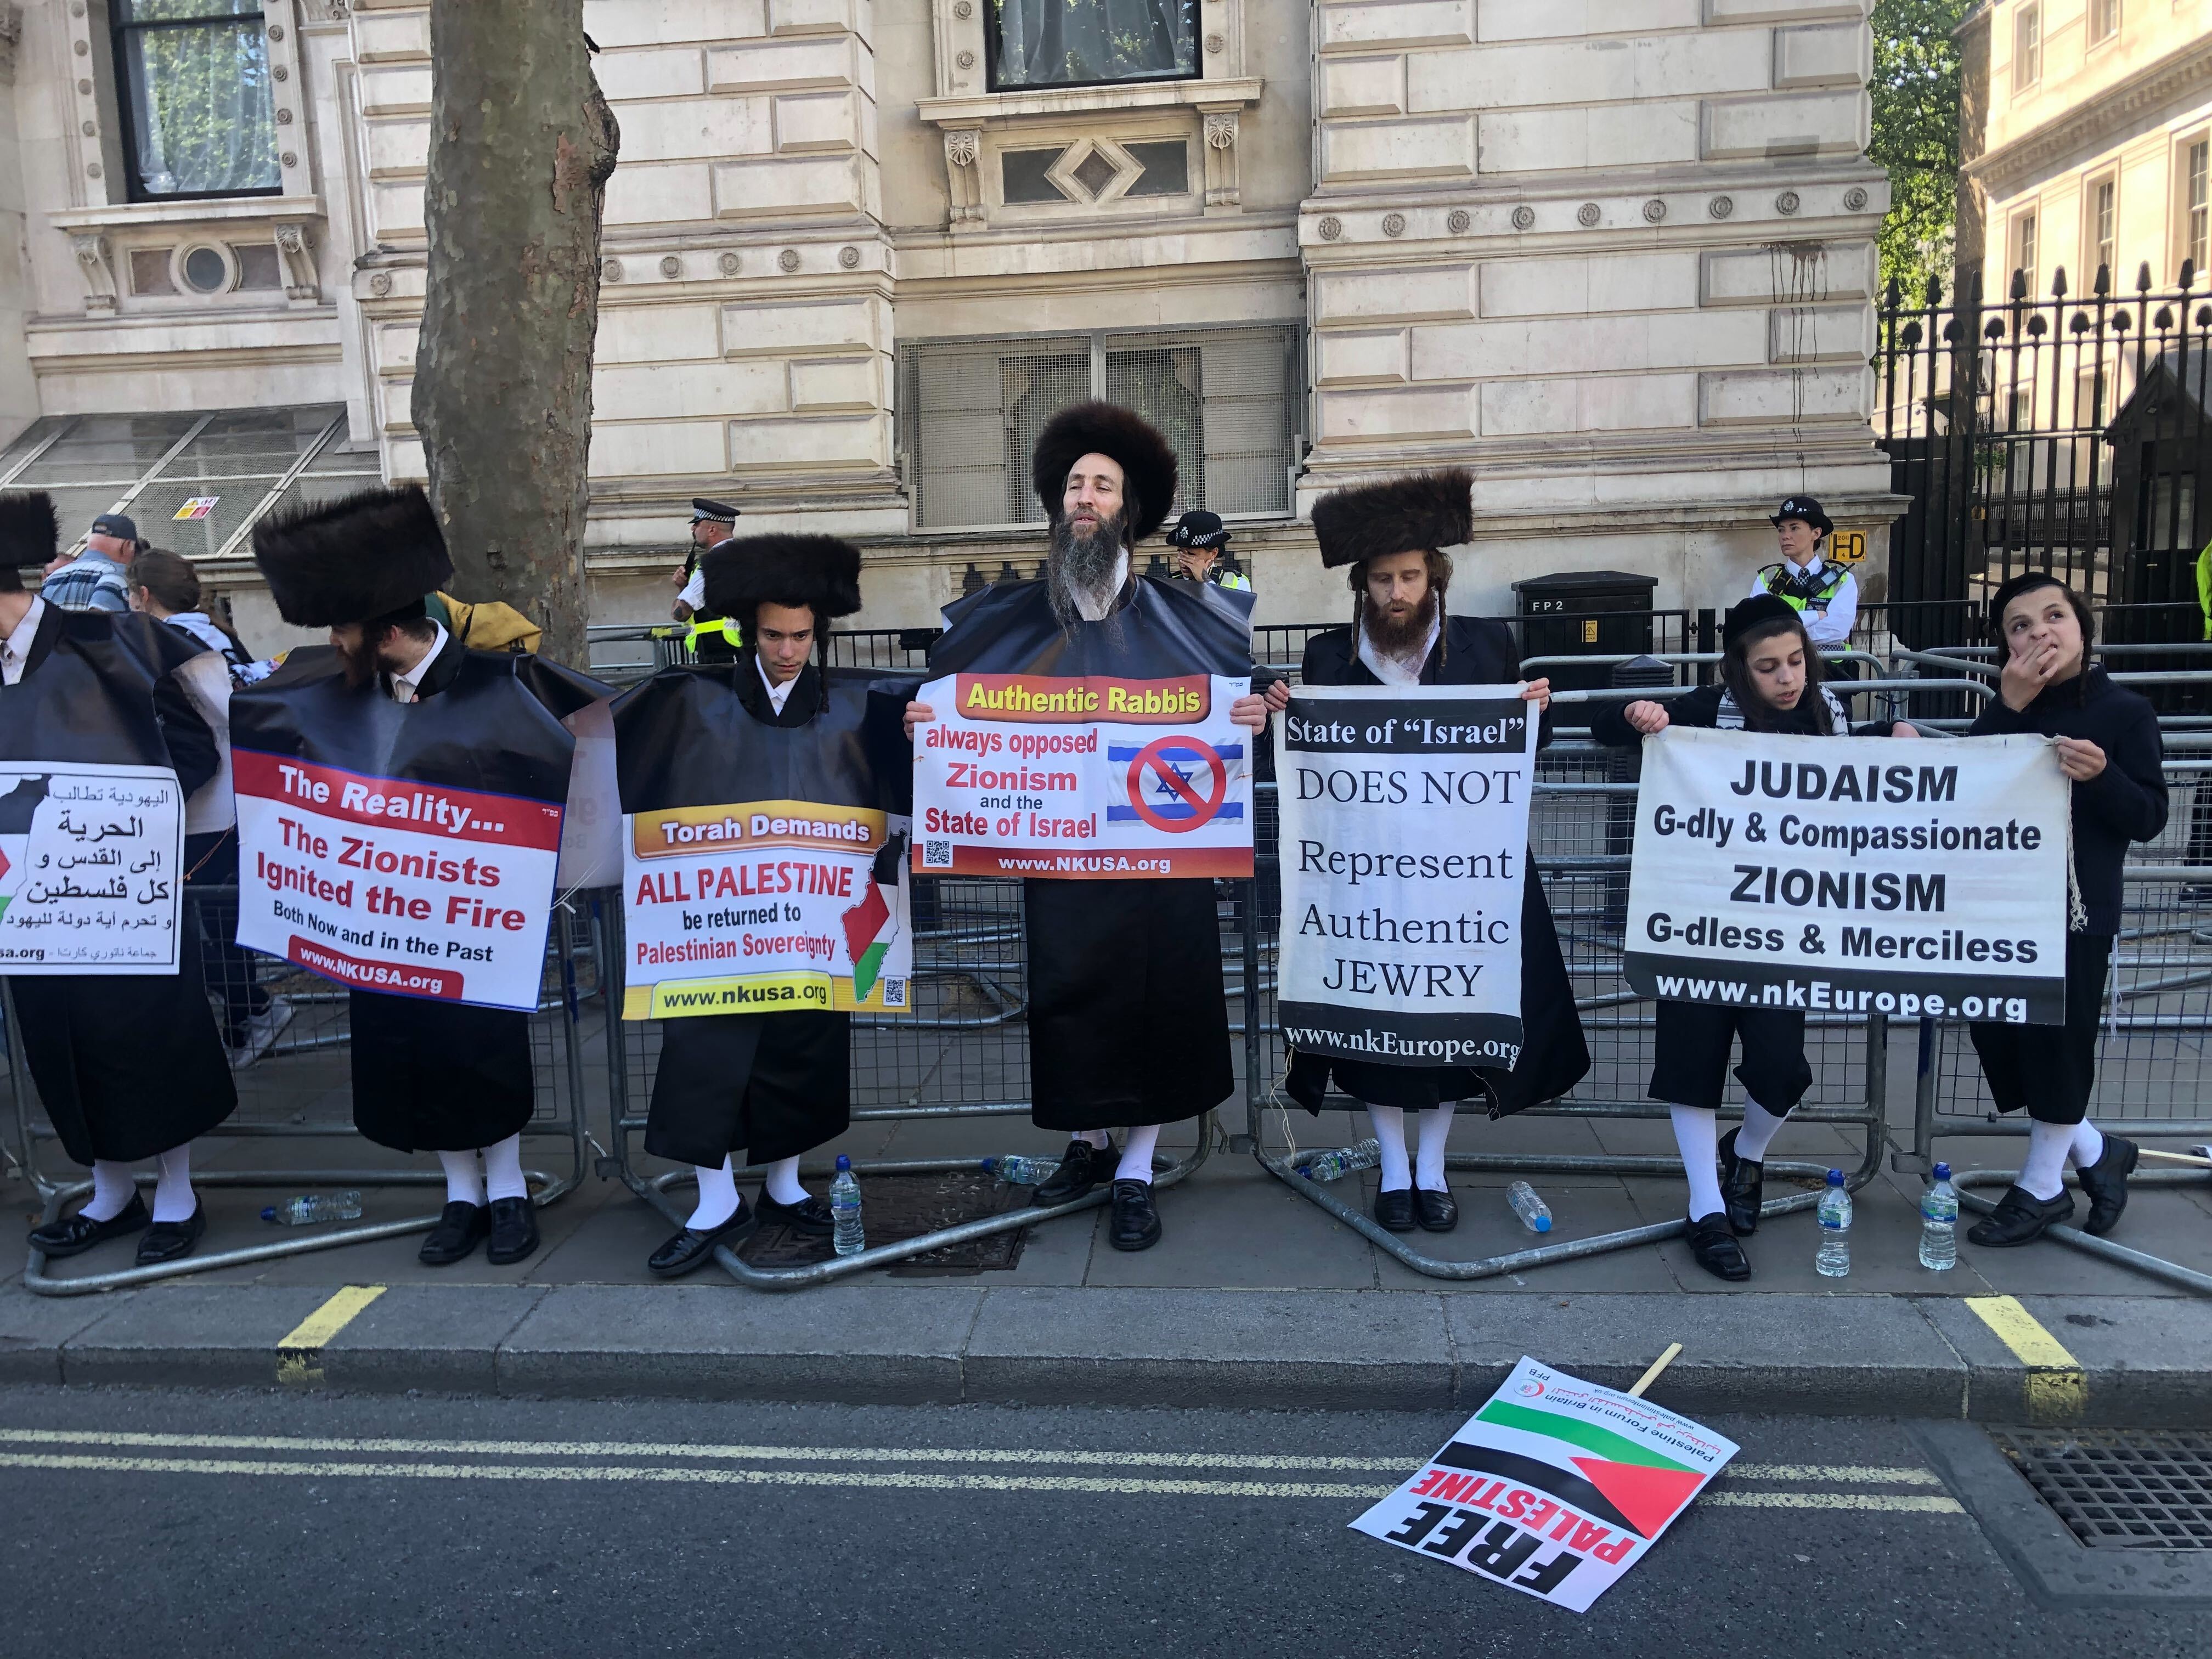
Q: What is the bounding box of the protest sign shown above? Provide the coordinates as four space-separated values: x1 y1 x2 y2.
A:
1624 728 2070 1025
1351 1355 1736 1612
1276 686 1536 1070
0 762 183 972
911 672 1252 879
611 667 911 1020
230 648 608 1012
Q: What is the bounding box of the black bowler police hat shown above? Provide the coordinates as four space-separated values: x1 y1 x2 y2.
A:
1769 496 1833 536
1167 510 1229 551
691 497 742 524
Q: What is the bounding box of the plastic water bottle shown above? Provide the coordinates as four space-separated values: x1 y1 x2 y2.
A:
831 1155 865 1256
261 1190 363 1226
1918 1163 1959 1271
983 1154 1060 1186
1296 1138 1383 1183
1815 1169 1852 1278
1505 1181 1553 1233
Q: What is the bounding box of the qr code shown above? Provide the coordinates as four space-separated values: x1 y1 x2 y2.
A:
882 977 906 1008
922 838 953 869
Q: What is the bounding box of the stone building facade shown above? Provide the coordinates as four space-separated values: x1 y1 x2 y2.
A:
0 0 1893 657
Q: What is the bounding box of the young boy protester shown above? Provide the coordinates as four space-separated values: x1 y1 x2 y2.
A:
1261 470 1590 1231
2 493 236 1266
629 534 876 1276
1593 594 1918 1280
1962 574 2164 1247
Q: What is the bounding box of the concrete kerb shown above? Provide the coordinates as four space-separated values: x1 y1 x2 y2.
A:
10 1281 2212 1421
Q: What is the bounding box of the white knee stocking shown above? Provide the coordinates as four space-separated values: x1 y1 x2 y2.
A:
83 1159 138 1222
481 1133 528 1203
2019 1120 2073 1201
1076 1128 1111 1150
689 1156 738 1230
1414 1104 1455 1191
1733 1096 1791 1164
1116 1124 1161 1184
151 1142 196 1224
762 1155 808 1206
1669 1105 1725 1221
437 1149 485 1208
2069 1120 2105 1169
1367 1104 1411 1192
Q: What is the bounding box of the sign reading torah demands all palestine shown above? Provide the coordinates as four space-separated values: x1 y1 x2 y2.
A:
0 762 184 973
911 672 1252 879
1350 1355 1737 1613
1623 727 2071 1026
1274 686 1537 1070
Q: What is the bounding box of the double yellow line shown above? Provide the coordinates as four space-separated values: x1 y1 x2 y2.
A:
1966 1295 2086 1423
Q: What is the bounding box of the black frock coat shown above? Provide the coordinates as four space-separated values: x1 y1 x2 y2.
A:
2 606 237 1163
1284 614 1590 1118
640 654 853 1169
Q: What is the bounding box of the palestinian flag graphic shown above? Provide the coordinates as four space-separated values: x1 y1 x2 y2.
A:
1459 1397 1709 1538
0 774 51 921
841 831 907 1002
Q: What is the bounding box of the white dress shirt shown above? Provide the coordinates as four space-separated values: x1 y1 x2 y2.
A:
757 652 798 715
386 620 450 704
0 596 45 686
1357 614 1440 685
1749 556 1858 648
1071 549 1130 622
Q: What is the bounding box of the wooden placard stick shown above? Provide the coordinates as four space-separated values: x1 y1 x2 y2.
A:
2134 1147 2212 1169
1627 1342 1684 1399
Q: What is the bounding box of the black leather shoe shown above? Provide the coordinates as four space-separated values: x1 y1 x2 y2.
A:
1414 1186 1459 1233
1034 1139 1116 1206
1685 1212 1751 1282
419 1201 490 1266
1718 1127 1764 1237
1967 1184 2075 1248
134 1200 206 1266
1108 1179 1161 1251
486 1196 540 1265
28 1192 149 1260
647 1200 755 1279
2075 1135 2138 1237
756 1190 836 1238
1372 1186 1417 1232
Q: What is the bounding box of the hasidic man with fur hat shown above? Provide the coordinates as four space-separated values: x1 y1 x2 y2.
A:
1259 470 1590 1232
627 532 881 1276
905 403 1270 1252
247 486 610 1269
0 491 236 1268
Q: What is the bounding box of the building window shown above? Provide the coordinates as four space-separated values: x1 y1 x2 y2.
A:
2013 211 2038 296
2088 0 2119 45
2188 138 2209 279
988 1 1200 93
111 1 281 201
899 323 1302 531
2090 176 2115 280
2012 4 2040 92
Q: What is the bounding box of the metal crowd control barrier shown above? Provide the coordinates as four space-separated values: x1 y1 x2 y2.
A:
4 884 603 1295
594 880 1212 1290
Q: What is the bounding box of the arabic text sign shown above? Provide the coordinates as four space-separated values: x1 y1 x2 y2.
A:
912 673 1252 879
0 763 183 973
620 799 911 1020
1624 728 2070 1024
1351 1356 1737 1613
232 749 562 1010
1276 686 1537 1069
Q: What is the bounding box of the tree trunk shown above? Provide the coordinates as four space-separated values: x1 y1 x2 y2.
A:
414 1 618 667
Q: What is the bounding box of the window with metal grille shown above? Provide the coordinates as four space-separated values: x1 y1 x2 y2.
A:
899 324 1302 532
111 1 280 201
988 0 1200 93
2012 4 2040 92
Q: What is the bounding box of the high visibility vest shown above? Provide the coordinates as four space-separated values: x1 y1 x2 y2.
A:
652 618 744 651
1758 560 1850 613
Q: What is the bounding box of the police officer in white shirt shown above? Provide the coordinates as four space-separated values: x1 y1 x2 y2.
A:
1748 495 1857 651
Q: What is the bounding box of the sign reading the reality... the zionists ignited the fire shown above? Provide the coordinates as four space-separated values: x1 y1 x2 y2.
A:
1276 687 1538 1071
1624 728 2070 1025
911 674 1252 879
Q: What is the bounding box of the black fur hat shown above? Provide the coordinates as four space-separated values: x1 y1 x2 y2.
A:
251 484 453 627
0 492 59 569
1311 470 1473 568
701 533 864 627
1031 401 1178 542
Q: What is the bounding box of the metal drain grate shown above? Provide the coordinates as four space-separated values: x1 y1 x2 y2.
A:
737 1169 1032 1277
1993 1429 2212 1549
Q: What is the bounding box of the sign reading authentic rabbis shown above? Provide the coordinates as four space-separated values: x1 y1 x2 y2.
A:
1276 687 1538 1070
1624 729 2071 1025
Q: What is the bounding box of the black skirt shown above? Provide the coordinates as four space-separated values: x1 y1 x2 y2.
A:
1024 877 1234 1132
346 991 536 1153
13 962 236 1165
1968 932 2112 1127
644 1010 850 1168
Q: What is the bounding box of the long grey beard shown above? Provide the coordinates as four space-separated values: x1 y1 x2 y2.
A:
1360 587 1440 662
1045 513 1128 635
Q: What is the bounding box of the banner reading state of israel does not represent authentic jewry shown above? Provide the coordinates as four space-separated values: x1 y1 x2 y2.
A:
1625 727 2071 1025
1276 686 1538 1070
